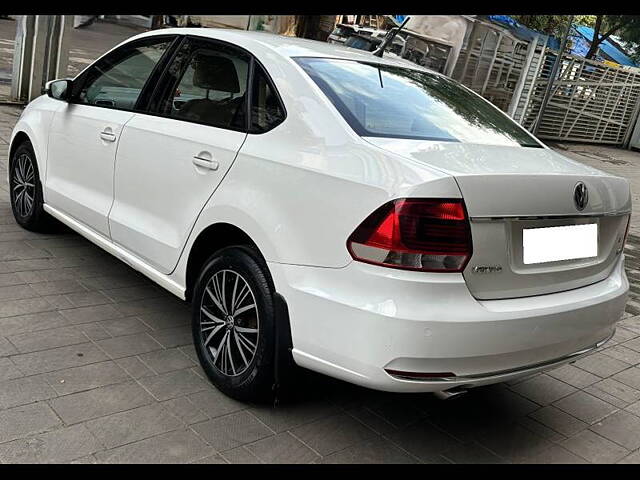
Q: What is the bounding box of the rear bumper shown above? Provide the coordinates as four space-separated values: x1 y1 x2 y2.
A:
268 254 628 393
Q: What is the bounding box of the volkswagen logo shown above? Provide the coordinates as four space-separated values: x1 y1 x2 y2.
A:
574 182 588 211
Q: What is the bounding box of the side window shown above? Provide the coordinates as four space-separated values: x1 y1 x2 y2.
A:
158 42 250 130
250 64 285 133
75 37 172 110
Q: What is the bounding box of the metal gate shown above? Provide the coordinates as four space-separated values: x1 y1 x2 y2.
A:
516 49 640 145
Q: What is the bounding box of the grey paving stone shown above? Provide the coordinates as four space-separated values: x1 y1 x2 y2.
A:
346 406 398 436
95 332 163 359
85 403 183 449
0 336 17 357
221 446 261 464
547 363 605 389
291 413 379 458
101 317 150 337
0 375 58 409
138 368 209 401
440 442 508 464
554 391 619 424
192 411 274 452
0 297 55 319
188 388 246 419
8 325 89 353
574 352 631 378
77 322 111 341
0 424 101 463
101 285 163 303
190 454 229 464
587 378 640 406
249 401 341 434
0 357 22 381
44 361 130 395
60 304 123 325
49 380 154 424
0 284 39 301
28 280 87 296
245 432 320 464
0 273 24 287
529 405 589 436
148 326 193 348
160 397 208 425
613 367 640 390
115 356 156 379
0 311 68 337
618 450 640 464
562 430 629 463
473 422 554 463
0 402 61 444
64 291 113 308
138 348 195 374
602 345 640 365
11 342 109 375
591 410 640 450
627 400 640 417
510 374 577 405
95 429 214 464
525 445 589 464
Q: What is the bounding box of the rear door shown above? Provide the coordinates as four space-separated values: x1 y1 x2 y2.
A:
46 35 176 237
108 37 251 273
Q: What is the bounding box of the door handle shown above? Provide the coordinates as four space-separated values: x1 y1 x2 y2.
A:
100 131 117 142
193 155 219 171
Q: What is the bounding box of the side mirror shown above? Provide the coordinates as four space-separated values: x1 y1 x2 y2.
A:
44 79 72 101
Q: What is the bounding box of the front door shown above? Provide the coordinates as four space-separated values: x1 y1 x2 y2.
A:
45 35 175 236
109 38 251 273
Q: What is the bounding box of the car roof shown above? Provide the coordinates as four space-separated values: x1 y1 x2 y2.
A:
133 27 436 74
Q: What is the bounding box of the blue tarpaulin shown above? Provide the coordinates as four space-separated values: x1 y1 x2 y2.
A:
573 25 637 66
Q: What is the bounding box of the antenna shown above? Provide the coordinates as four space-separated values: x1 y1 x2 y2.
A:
372 16 410 58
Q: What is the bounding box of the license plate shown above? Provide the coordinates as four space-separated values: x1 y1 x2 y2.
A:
523 223 598 265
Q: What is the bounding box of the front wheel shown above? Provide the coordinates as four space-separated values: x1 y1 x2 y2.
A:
191 247 277 401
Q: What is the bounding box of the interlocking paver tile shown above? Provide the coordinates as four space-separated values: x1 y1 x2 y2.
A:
43 360 130 395
602 345 640 365
59 304 123 324
561 430 629 463
95 332 163 359
84 403 182 449
618 450 640 464
248 400 340 433
246 432 320 464
8 325 89 353
0 375 57 409
0 402 61 444
613 367 640 390
590 410 640 450
94 429 214 464
380 418 460 463
192 411 274 452
11 342 108 375
114 356 155 379
138 368 209 401
573 352 631 378
510 374 577 405
439 442 507 464
100 317 150 337
529 405 589 437
525 445 589 464
472 422 553 463
0 357 22 382
160 397 208 425
0 311 68 337
0 424 101 463
138 348 195 374
553 391 619 424
49 380 154 424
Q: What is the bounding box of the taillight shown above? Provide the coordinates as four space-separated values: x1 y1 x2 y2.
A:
347 198 472 272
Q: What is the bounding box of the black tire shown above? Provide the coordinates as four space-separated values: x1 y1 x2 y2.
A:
9 140 55 232
191 246 278 401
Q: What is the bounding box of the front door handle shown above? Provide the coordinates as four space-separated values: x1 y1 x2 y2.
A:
99 130 117 142
193 155 219 171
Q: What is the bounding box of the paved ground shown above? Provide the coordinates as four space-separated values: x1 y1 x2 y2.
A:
0 19 640 465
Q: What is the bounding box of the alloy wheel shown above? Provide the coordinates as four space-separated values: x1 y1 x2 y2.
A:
11 153 36 218
199 269 260 377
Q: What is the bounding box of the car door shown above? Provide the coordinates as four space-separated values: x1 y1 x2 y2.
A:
108 37 251 273
45 35 176 237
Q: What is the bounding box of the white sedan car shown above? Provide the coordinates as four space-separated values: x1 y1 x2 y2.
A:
9 28 631 400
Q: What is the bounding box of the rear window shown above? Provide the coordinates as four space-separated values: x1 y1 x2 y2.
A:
295 57 541 148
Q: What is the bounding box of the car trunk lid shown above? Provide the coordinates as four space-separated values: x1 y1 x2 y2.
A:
365 138 631 300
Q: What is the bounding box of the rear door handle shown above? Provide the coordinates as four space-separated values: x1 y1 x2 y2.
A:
193 155 219 171
100 130 117 142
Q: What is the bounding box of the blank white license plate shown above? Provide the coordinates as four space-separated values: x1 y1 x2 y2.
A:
523 223 598 265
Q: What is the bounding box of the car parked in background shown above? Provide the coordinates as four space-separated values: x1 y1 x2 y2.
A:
8 28 630 401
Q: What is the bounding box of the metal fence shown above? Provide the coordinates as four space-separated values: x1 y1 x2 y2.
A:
453 21 640 146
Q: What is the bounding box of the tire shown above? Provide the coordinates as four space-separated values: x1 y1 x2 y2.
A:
191 246 278 401
9 140 55 232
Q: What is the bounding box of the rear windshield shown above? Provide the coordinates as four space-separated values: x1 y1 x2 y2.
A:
295 57 541 148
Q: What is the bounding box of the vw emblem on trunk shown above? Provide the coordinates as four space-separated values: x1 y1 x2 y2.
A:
574 182 588 211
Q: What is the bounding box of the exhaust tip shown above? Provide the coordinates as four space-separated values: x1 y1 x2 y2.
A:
434 387 468 401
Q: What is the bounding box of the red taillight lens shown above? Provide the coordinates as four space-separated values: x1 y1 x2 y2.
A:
347 198 472 272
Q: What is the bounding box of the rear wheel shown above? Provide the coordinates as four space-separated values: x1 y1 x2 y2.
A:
9 140 55 232
191 247 277 401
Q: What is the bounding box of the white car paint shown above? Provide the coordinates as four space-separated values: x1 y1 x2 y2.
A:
9 28 631 393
